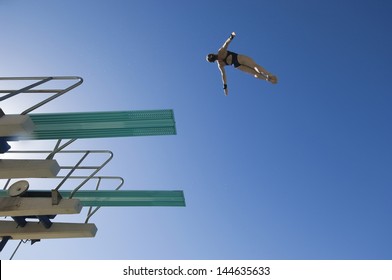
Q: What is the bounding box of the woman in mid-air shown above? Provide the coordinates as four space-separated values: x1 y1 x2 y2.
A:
206 32 278 96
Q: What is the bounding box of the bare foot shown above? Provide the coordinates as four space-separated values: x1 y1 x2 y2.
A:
268 75 278 84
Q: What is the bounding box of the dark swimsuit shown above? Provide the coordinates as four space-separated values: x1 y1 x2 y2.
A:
224 51 241 68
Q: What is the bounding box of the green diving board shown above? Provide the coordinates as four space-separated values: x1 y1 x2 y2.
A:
20 109 176 140
0 190 186 207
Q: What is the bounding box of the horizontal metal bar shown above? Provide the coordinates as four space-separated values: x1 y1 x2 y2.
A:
60 166 103 170
0 76 82 81
0 77 53 102
0 90 63 93
6 149 112 154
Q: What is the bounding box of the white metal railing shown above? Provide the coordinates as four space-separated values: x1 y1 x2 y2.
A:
0 76 83 114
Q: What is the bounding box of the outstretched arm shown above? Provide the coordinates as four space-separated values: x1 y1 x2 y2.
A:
218 63 229 96
220 32 236 50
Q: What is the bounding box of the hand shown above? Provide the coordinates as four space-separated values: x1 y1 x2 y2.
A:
224 87 229 96
231 32 236 37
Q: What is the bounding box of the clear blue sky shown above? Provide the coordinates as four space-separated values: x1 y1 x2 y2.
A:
0 0 391 259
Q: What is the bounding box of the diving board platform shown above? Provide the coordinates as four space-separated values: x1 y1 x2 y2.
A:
0 190 186 207
20 109 176 140
62 190 186 207
0 76 185 255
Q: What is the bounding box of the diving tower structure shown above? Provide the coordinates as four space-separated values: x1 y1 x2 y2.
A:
0 76 185 257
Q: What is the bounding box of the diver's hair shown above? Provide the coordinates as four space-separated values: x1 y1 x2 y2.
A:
206 53 217 63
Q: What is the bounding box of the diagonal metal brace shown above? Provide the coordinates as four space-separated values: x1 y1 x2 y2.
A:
0 236 11 252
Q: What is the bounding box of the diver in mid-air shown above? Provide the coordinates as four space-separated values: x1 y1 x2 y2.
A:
206 32 278 96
